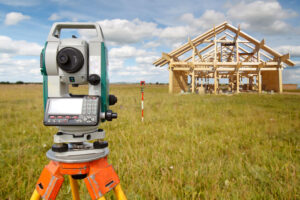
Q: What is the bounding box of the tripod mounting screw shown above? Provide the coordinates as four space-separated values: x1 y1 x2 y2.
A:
93 141 108 149
52 143 68 152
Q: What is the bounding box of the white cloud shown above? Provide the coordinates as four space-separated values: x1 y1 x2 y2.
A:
81 11 224 48
283 67 300 84
0 36 41 82
4 12 30 25
227 0 298 34
158 10 226 46
180 10 226 32
0 35 42 56
136 55 159 65
143 41 160 48
78 18 159 45
275 45 300 58
109 45 149 58
159 26 188 41
98 18 159 45
0 56 40 82
48 13 61 21
107 45 165 82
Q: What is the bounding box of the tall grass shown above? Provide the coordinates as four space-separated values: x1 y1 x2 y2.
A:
0 84 299 199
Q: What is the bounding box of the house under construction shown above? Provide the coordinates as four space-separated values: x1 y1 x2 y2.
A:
153 22 295 94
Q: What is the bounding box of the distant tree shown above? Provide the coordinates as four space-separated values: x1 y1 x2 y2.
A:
16 81 24 84
156 82 159 85
0 81 10 84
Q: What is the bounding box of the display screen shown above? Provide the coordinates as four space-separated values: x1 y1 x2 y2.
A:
48 98 83 115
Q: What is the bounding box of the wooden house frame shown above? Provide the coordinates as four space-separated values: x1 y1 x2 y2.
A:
153 22 295 94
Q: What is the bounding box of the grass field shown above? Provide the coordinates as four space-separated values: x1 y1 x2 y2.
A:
0 84 299 199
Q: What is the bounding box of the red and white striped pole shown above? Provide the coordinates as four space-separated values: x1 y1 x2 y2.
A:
140 81 145 122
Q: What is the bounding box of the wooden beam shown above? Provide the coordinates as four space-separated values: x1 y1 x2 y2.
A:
280 53 290 62
154 22 228 66
214 70 218 94
171 61 280 66
169 67 173 94
184 35 227 62
225 26 239 62
278 67 283 93
192 69 195 93
234 25 241 42
243 39 265 62
257 67 262 94
225 23 295 66
162 52 171 61
225 31 274 61
239 52 254 56
236 70 239 93
188 37 203 61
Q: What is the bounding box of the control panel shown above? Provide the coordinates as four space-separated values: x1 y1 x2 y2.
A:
44 96 100 126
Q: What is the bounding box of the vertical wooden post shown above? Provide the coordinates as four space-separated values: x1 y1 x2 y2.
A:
257 52 262 92
236 41 239 62
192 70 195 93
214 70 218 94
169 61 173 94
278 66 283 93
191 46 196 93
258 70 262 94
213 33 218 94
236 70 240 94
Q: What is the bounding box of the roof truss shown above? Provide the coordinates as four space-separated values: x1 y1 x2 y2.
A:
153 22 295 68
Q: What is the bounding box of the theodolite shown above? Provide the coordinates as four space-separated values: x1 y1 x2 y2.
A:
31 22 126 200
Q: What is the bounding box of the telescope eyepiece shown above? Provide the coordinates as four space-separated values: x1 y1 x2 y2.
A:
58 54 68 64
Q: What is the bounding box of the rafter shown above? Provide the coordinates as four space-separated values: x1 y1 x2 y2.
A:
225 23 295 66
243 39 265 62
188 37 203 61
183 35 226 62
161 52 179 62
154 21 228 66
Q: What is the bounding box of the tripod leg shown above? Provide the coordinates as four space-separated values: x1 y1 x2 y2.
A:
69 175 80 200
113 184 127 200
35 161 64 200
30 189 41 200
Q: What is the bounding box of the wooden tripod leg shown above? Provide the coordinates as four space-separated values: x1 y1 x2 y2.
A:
113 184 127 200
30 189 41 200
69 175 80 200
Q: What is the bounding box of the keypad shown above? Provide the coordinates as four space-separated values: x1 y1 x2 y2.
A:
44 96 100 126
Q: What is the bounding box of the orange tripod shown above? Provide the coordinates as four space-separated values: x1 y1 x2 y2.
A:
30 157 127 200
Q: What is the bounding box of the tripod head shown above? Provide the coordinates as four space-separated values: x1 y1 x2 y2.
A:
40 22 118 162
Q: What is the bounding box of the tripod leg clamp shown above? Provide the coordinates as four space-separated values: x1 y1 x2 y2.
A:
35 161 64 200
84 158 120 200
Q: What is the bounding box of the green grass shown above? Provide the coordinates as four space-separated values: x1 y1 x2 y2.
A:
283 89 300 93
0 84 299 199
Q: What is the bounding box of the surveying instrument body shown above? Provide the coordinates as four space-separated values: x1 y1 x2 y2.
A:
31 22 127 200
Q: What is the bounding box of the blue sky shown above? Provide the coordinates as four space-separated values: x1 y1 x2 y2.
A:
0 0 299 84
